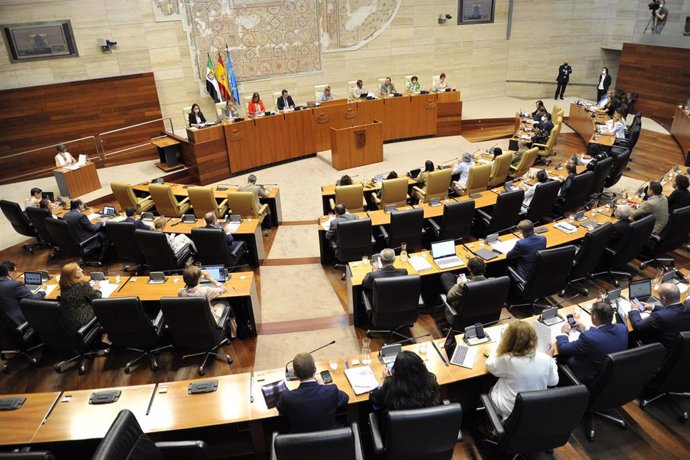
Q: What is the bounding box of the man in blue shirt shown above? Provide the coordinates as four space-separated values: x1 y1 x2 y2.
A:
506 220 547 281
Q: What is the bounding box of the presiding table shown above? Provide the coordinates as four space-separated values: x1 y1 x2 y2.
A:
567 103 615 150
671 106 690 158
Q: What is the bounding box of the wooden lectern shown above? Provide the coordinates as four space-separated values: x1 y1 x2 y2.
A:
53 162 101 198
329 120 383 170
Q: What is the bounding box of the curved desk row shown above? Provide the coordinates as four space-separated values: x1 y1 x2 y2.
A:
566 103 615 150
671 106 690 158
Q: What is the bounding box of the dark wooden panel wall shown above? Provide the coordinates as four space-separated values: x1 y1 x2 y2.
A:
0 73 164 183
617 43 690 120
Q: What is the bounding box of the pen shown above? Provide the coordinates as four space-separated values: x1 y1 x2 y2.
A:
41 391 64 425
171 221 181 227
146 383 158 415
116 276 131 293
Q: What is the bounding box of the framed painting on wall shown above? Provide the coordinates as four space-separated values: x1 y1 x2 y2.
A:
2 20 79 63
458 0 495 25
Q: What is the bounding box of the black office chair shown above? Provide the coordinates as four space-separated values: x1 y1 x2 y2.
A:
19 299 107 374
475 189 524 236
427 200 474 242
559 343 665 442
380 208 424 251
363 276 421 344
442 276 510 331
332 219 373 279
479 386 589 457
43 218 101 266
562 222 613 296
0 200 41 253
508 245 577 314
25 207 57 255
105 222 147 273
602 147 631 194
159 297 232 376
640 331 690 422
591 214 655 286
92 409 212 460
134 229 190 272
588 156 615 198
639 206 690 269
271 423 364 460
556 171 595 215
0 452 55 459
369 402 463 460
0 309 42 372
190 227 247 269
522 180 560 224
92 297 172 373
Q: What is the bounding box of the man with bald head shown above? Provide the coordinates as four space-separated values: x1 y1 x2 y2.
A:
629 282 690 352
362 248 408 292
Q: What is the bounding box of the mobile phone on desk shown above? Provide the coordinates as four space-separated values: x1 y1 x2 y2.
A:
320 370 333 384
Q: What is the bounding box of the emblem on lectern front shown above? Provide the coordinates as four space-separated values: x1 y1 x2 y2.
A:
355 130 366 148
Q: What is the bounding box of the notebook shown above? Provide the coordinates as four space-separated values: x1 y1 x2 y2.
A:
344 366 379 395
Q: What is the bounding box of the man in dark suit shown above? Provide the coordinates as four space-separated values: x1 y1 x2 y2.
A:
276 89 295 110
0 261 46 325
556 302 628 385
440 257 487 310
507 219 547 281
325 204 359 243
608 204 632 251
542 113 554 135
124 206 150 230
63 199 109 262
362 248 407 292
204 212 242 252
555 60 572 100
629 283 690 352
277 352 349 433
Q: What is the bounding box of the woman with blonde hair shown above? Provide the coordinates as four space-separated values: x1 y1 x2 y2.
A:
486 320 558 419
58 262 101 333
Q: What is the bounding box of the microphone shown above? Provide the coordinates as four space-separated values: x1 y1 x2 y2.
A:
259 183 278 186
439 158 458 166
285 340 336 380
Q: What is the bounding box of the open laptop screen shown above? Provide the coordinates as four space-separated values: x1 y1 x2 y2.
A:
201 265 226 283
24 272 42 286
431 240 456 259
628 279 652 299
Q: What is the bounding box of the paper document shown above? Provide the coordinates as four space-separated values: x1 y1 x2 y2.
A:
568 329 581 342
554 222 578 234
43 285 57 296
90 281 119 299
408 255 432 272
490 238 518 254
321 217 335 232
532 320 554 353
344 366 379 395
226 222 241 233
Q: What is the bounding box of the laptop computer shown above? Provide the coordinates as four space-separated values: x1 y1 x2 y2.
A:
23 272 43 294
628 279 660 305
99 205 117 217
430 239 463 270
200 265 227 284
443 331 477 368
407 168 421 179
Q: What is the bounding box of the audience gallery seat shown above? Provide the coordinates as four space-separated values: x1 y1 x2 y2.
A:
363 275 421 344
188 186 228 219
0 199 41 253
271 423 364 460
148 183 191 217
92 409 212 460
443 276 511 332
413 168 452 204
369 402 463 460
329 184 367 212
372 177 408 209
487 152 514 188
110 182 154 214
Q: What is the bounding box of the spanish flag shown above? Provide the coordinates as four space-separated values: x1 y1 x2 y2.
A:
205 54 221 103
216 53 231 102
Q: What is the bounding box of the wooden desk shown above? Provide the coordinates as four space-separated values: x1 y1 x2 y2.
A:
567 103 614 148
671 106 690 157
330 120 383 170
150 136 183 172
32 384 155 443
53 162 101 198
0 392 60 446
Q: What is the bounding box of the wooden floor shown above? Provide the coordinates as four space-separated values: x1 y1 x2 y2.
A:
2 126 688 459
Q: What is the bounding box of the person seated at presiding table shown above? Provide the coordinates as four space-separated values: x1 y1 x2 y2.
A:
507 220 547 282
486 320 558 419
336 174 353 186
556 302 628 386
608 204 632 250
413 160 435 201
452 152 475 188
124 206 150 230
521 169 549 212
604 111 626 139
632 181 668 235
0 261 46 325
247 92 266 117
362 248 408 292
510 140 530 167
64 199 110 264
531 122 549 145
351 79 367 99
530 100 545 119
325 204 359 242
238 174 269 209
277 352 349 433
370 351 440 413
319 86 334 102
668 174 690 212
276 89 295 110
58 262 101 334
406 75 421 93
629 283 690 353
433 72 449 92
153 216 195 262
178 265 236 338
188 103 206 127
204 212 241 252
380 76 397 96
54 144 76 168
221 98 240 121
597 89 614 108
440 257 487 310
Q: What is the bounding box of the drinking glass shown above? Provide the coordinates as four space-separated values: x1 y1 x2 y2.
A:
361 338 372 365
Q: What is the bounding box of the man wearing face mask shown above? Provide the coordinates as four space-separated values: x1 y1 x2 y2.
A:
596 67 611 102
555 60 572 100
